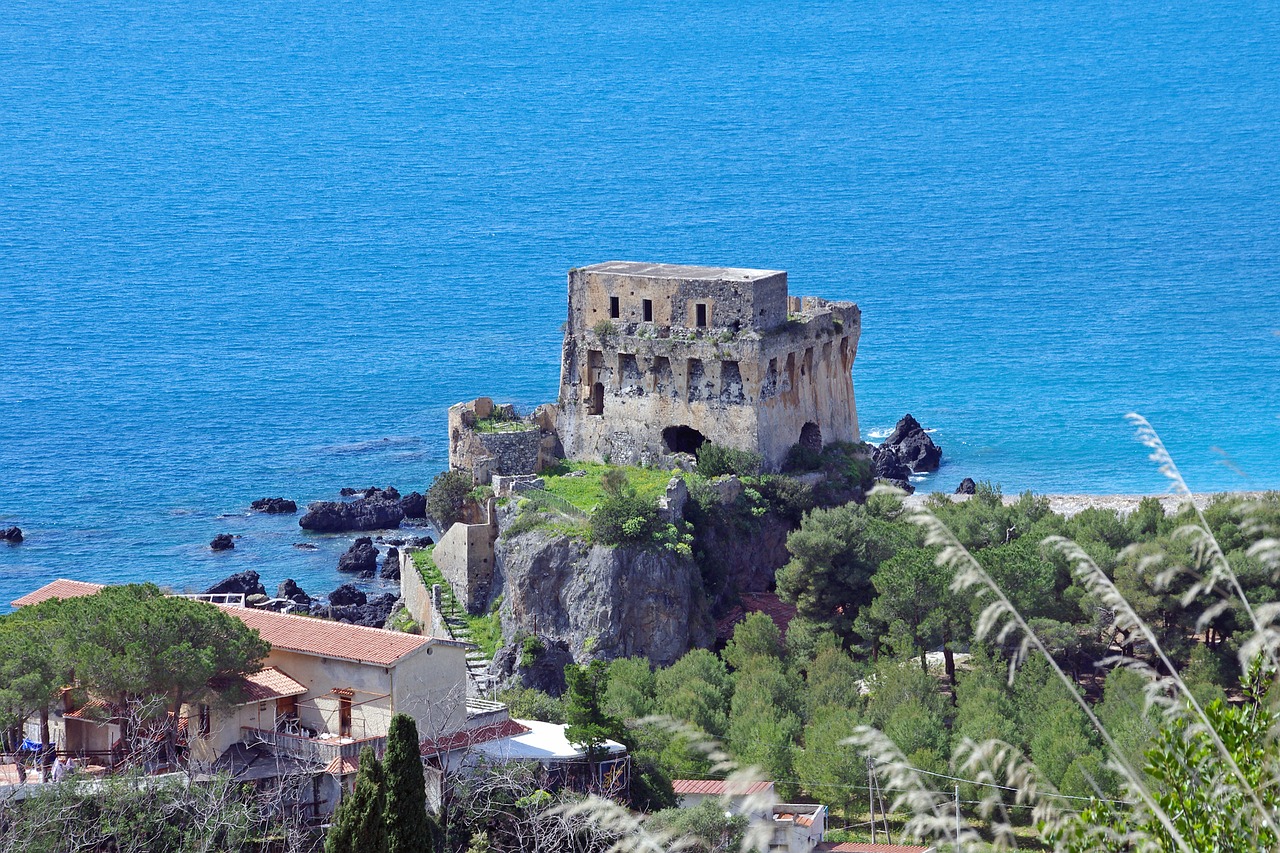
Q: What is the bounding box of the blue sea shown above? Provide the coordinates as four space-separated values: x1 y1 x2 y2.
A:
2 0 1278 610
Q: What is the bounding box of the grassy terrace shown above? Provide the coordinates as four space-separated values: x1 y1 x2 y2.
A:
540 461 676 513
411 548 502 658
472 416 537 434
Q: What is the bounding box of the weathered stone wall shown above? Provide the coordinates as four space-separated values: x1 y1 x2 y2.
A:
570 261 789 334
433 498 498 613
557 262 861 470
449 398 560 484
400 549 440 633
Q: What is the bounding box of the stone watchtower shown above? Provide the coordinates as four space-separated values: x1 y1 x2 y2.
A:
556 262 861 470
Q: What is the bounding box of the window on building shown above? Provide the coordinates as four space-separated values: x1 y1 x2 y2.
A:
609 296 620 319
695 303 707 327
642 299 653 322
338 694 352 737
198 704 211 738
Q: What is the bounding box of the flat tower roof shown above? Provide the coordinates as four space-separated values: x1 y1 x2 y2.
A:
578 261 784 282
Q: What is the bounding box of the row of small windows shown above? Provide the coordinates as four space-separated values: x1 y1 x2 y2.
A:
608 296 706 327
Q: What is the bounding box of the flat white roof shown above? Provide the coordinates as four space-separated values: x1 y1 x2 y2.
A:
470 719 625 762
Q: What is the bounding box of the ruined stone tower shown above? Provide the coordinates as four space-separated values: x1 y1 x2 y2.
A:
556 262 860 470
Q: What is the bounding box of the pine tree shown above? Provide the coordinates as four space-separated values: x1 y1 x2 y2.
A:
385 713 435 853
326 747 388 853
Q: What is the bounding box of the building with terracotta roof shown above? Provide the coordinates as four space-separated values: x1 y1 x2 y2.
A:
673 778 777 816
815 843 935 853
10 578 472 814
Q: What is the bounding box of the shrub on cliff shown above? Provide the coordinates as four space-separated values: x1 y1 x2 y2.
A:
695 443 762 478
426 470 472 529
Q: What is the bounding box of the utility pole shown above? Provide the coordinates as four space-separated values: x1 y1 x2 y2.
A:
868 757 876 843
955 783 962 852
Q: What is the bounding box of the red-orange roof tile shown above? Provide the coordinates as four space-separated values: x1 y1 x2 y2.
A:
816 843 934 853
420 718 532 756
672 779 775 796
221 605 436 667
11 579 105 608
234 667 308 703
324 756 360 776
715 592 798 641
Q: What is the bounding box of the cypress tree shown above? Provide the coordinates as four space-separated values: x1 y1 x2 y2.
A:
384 713 436 853
325 747 388 853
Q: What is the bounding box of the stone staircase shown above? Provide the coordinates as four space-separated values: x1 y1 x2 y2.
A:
438 603 499 697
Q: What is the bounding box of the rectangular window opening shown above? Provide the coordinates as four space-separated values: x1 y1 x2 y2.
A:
695 303 707 327
643 299 653 322
609 296 620 319
338 695 352 737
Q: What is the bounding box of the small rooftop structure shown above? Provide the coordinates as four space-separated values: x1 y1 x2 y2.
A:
673 779 776 797
470 718 626 764
815 844 935 853
716 591 799 642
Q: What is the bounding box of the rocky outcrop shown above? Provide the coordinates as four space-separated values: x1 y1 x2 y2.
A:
871 446 914 494
495 528 714 667
337 537 379 577
381 547 401 581
299 497 404 532
695 513 794 609
2 527 22 544
328 583 367 606
488 635 576 696
325 593 398 628
956 477 977 495
206 570 266 598
276 579 311 605
251 497 297 514
880 414 942 473
210 534 236 551
399 491 427 519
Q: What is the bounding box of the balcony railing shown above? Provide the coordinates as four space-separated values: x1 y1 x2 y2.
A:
241 727 386 767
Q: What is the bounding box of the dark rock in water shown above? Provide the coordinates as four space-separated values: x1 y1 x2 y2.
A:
299 497 404 532
325 593 398 628
381 547 401 581
340 487 359 497
370 486 401 502
292 542 318 550
251 497 297 514
399 491 427 519
956 478 977 495
409 536 434 548
206 570 266 597
385 538 405 547
337 537 379 577
489 635 575 697
210 533 236 551
2 527 22 544
328 583 367 607
880 413 942 473
277 579 311 605
871 446 915 494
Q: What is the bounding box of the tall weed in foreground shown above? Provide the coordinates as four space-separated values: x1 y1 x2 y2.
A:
852 414 1280 852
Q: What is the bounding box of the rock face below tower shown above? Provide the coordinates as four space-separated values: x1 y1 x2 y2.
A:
556 261 861 470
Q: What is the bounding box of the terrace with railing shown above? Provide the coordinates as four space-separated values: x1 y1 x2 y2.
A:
240 727 386 767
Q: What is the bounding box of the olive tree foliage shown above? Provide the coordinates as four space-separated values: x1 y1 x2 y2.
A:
0 768 322 853
426 470 474 530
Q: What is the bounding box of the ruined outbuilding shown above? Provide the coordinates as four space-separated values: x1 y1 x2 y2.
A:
556 262 860 470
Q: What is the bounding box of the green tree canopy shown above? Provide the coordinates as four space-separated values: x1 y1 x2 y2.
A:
565 660 626 763
327 747 388 853
385 714 436 853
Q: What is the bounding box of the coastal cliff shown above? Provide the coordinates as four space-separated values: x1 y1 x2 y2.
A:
493 526 714 668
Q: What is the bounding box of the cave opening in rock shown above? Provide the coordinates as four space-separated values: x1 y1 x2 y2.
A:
662 425 707 455
799 421 822 452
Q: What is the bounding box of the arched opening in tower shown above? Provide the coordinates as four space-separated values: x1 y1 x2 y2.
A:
662 425 707 455
799 421 822 452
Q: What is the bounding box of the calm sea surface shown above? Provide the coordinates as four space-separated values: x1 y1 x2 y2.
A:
2 0 1278 609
